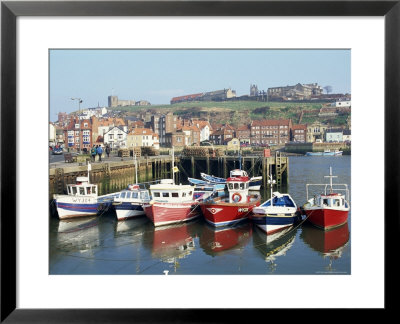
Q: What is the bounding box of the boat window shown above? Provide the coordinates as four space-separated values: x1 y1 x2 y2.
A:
172 192 179 198
92 186 96 194
240 183 244 190
163 192 169 197
132 192 138 199
323 199 328 206
154 192 160 197
125 192 131 199
86 187 91 195
67 186 71 194
228 183 233 190
140 192 148 199
121 192 126 199
79 187 85 195
72 187 77 195
182 192 186 197
234 183 239 189
189 191 192 195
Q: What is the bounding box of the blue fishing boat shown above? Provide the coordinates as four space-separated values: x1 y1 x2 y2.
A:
200 171 262 190
251 175 300 234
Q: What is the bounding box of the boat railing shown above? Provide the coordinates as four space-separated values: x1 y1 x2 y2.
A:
306 183 350 202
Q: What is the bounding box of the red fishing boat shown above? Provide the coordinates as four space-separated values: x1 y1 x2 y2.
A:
200 170 261 227
302 167 350 230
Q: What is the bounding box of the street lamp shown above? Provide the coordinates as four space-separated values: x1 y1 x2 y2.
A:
71 97 83 153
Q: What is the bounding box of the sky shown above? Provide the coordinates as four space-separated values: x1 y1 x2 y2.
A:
49 49 351 121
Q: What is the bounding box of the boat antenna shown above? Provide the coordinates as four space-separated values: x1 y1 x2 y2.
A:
239 150 242 170
324 166 337 193
267 174 276 206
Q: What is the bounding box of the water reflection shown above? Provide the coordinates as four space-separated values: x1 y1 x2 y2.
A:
252 226 297 272
142 220 198 268
199 221 252 256
54 216 100 253
300 222 350 272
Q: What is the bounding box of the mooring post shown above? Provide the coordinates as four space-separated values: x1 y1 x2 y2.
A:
262 157 267 188
251 158 255 177
223 156 227 178
191 156 195 177
206 156 210 174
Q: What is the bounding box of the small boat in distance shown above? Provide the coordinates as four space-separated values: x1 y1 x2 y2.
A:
302 167 350 230
200 170 261 227
305 149 343 156
252 175 300 234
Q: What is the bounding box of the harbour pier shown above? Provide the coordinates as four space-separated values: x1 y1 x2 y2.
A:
49 151 289 201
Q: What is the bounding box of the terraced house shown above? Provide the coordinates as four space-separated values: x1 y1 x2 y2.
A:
250 119 292 145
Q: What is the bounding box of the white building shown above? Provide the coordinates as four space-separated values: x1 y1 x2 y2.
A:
332 100 351 108
49 123 56 145
103 126 128 149
79 107 108 119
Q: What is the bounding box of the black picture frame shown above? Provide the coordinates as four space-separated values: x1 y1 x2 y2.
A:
1 0 398 322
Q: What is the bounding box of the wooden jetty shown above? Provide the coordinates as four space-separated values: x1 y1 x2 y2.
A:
49 151 288 201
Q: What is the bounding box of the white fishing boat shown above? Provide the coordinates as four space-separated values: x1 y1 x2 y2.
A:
53 163 114 219
112 156 151 221
144 149 200 227
113 184 151 221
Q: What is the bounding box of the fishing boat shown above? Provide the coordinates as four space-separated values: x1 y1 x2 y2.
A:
305 149 343 156
53 163 115 219
200 171 262 190
188 177 226 193
302 167 350 230
112 184 151 221
112 156 151 221
200 171 261 227
193 184 224 202
251 175 300 235
144 149 200 227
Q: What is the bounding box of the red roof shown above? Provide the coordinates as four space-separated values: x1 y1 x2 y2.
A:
252 119 291 127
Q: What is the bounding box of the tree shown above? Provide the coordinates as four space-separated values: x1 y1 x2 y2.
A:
324 85 333 94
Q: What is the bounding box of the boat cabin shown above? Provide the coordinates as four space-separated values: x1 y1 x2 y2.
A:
66 177 97 197
314 193 347 208
114 184 150 202
230 169 248 178
226 176 250 203
149 179 195 203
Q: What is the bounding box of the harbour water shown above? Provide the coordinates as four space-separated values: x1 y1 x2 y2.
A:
49 155 351 275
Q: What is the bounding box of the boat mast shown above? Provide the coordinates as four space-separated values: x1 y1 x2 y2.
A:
172 147 175 183
87 162 91 183
134 154 138 184
324 166 337 194
268 174 276 206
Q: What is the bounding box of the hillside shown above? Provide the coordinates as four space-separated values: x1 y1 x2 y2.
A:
110 100 351 127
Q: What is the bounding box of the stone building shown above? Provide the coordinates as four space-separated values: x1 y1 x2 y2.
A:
267 83 323 100
291 124 307 143
108 95 135 107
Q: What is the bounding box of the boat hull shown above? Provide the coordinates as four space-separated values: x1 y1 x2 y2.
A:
249 177 262 190
304 207 348 230
115 202 146 221
251 213 300 235
144 202 200 227
55 196 99 219
201 200 260 227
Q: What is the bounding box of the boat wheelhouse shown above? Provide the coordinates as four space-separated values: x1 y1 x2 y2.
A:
302 167 350 230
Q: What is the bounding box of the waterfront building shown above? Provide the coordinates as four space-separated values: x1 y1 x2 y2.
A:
250 119 292 146
63 118 93 152
291 124 308 143
306 122 329 143
126 127 159 149
236 124 251 144
325 128 344 143
103 126 128 149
